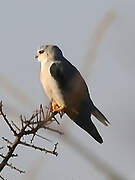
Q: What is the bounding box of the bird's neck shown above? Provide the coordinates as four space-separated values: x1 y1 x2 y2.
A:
40 58 53 73
40 59 47 72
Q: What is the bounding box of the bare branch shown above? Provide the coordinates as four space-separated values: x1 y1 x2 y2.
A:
0 101 59 176
0 135 20 172
7 163 25 174
0 154 24 173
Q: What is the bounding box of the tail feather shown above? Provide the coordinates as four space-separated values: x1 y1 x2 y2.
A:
75 117 103 144
92 106 110 126
65 102 106 144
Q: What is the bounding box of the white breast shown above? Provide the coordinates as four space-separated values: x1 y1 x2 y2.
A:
40 60 65 106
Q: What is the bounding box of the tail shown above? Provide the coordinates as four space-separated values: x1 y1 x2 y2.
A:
75 117 103 143
65 102 105 144
91 105 110 126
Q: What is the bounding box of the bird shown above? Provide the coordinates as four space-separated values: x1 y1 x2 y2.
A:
35 45 109 144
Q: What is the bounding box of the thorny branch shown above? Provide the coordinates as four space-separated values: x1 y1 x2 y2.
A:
0 154 25 174
0 101 62 179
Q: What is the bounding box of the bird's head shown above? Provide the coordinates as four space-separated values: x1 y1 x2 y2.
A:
35 45 63 63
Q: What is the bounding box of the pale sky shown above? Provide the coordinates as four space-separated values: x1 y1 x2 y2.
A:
0 1 135 180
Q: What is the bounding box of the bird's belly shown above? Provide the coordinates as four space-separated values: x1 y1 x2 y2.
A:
40 66 65 106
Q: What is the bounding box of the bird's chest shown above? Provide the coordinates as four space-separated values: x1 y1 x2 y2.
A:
40 61 65 105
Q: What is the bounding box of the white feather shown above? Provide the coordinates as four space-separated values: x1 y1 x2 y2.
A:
40 59 65 106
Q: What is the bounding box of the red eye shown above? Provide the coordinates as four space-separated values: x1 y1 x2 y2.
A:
39 50 44 54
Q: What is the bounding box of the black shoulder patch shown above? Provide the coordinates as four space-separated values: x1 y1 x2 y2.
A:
50 60 77 92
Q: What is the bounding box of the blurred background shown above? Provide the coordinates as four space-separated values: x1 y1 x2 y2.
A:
0 0 135 180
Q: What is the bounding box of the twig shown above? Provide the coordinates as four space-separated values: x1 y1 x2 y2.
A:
0 175 6 180
0 101 17 136
11 154 18 158
2 137 12 145
20 115 24 128
52 116 60 125
19 141 58 156
0 155 5 159
7 163 25 174
11 121 20 131
53 143 58 155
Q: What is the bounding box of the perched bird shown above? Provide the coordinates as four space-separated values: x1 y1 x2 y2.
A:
35 45 109 144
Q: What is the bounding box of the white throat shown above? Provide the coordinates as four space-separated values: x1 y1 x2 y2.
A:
40 57 48 72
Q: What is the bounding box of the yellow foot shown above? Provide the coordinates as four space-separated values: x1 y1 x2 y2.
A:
51 101 65 113
51 101 58 112
53 105 64 113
